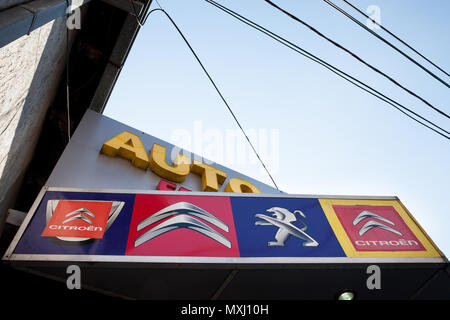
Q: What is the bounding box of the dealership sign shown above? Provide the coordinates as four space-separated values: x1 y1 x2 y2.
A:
3 188 443 263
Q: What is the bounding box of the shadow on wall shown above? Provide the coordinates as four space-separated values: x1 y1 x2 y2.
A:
0 16 69 234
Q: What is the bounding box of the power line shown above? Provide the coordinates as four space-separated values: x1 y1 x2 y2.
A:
154 0 163 9
342 0 450 79
129 0 144 26
203 0 450 141
65 0 71 142
322 0 450 89
128 3 281 189
262 0 450 120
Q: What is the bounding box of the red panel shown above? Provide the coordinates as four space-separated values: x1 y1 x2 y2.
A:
125 194 240 257
156 179 177 191
41 200 112 239
332 205 425 251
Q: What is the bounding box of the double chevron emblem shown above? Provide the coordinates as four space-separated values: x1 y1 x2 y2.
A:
134 202 231 248
352 210 402 236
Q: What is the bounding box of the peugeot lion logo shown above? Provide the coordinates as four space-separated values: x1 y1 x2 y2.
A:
255 207 319 247
134 202 231 248
352 210 402 236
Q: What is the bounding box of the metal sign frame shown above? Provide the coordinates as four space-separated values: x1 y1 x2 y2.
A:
3 186 446 265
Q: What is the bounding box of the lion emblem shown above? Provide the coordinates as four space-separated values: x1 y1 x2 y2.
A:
255 207 319 247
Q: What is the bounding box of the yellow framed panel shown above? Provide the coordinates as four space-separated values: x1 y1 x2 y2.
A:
319 198 442 258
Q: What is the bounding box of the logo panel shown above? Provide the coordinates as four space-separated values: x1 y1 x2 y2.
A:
332 205 424 252
255 207 319 247
319 198 442 257
42 200 115 239
125 194 240 257
13 191 135 256
231 197 345 257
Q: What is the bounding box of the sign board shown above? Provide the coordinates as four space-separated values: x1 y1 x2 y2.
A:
4 188 444 263
3 110 448 299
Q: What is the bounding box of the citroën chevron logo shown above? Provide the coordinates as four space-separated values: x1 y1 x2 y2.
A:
134 201 231 248
42 200 124 241
352 210 402 236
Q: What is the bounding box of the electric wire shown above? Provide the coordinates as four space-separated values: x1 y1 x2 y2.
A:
154 0 163 9
322 0 450 89
130 0 143 26
342 0 450 79
128 2 281 188
262 0 450 120
65 1 71 142
203 0 450 141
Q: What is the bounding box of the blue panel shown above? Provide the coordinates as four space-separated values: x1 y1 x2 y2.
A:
231 197 345 257
13 191 135 255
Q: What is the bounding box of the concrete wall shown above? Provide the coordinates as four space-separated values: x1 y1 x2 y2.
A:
0 16 68 233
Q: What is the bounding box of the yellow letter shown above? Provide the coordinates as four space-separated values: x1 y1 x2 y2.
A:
100 131 149 170
225 177 261 193
149 144 190 183
190 160 227 192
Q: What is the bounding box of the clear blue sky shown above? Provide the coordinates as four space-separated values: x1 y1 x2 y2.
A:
104 0 450 256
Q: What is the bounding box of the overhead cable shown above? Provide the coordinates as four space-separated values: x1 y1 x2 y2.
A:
263 0 450 120
129 2 281 189
65 0 71 142
342 0 450 79
203 0 450 141
322 0 450 89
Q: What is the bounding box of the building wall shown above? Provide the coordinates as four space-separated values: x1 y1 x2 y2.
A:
0 16 68 234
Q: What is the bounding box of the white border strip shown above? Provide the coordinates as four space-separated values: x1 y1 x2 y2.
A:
7 254 447 264
45 186 399 200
